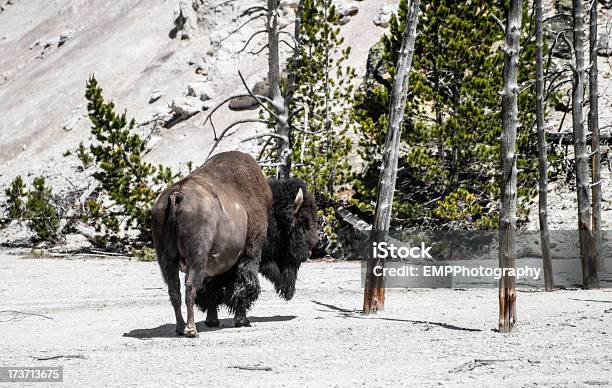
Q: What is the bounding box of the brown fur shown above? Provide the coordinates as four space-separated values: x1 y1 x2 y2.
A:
151 151 272 337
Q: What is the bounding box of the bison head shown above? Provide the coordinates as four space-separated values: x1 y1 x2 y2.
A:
261 179 318 300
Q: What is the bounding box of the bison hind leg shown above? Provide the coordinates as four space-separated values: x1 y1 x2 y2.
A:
158 255 186 336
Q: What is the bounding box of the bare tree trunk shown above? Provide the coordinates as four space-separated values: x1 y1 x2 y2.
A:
267 0 292 179
589 0 603 274
535 0 554 291
363 0 420 315
572 0 599 289
498 0 522 333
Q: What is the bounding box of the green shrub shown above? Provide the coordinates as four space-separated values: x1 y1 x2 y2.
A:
25 177 60 242
76 141 93 169
5 176 27 219
132 246 157 262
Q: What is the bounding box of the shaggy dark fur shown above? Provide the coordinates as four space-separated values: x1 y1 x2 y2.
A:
261 179 318 299
195 178 318 313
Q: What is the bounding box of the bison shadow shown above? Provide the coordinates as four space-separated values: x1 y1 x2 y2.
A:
123 315 297 339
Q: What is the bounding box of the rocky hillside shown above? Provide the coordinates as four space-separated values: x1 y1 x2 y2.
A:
1 0 612 238
0 0 391 187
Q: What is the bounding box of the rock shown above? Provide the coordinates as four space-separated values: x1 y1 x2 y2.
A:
280 0 299 10
188 53 204 67
229 95 259 110
62 116 80 131
187 82 215 101
152 107 173 123
195 65 208 76
229 78 271 110
43 36 60 49
338 5 358 17
253 79 270 96
168 96 202 118
555 0 571 12
337 16 351 26
202 99 215 111
58 29 74 47
598 47 612 57
356 41 390 120
279 18 290 29
149 89 163 104
598 29 612 57
170 0 207 40
373 5 393 28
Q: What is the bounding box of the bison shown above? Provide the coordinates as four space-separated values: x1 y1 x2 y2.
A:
151 151 317 337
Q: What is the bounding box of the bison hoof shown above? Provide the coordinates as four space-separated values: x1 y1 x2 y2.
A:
205 319 220 327
184 327 199 338
175 323 186 336
234 318 251 328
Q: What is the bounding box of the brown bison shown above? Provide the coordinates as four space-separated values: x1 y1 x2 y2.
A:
151 151 317 337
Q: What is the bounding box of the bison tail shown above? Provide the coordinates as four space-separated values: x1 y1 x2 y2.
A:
162 193 182 258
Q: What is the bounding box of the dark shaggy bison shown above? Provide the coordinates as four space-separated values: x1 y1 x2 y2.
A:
151 151 317 337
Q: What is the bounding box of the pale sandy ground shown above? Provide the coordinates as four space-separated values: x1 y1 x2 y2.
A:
0 250 611 387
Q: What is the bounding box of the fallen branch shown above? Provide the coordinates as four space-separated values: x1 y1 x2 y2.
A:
0 310 54 322
451 359 518 373
336 208 372 235
546 130 612 145
34 354 87 361
229 365 273 372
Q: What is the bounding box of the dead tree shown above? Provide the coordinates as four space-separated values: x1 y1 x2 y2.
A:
570 0 599 289
535 0 554 291
589 0 603 273
498 0 521 333
203 1 304 179
266 0 292 178
363 0 420 315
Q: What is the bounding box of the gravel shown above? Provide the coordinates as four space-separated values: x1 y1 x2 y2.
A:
0 251 611 386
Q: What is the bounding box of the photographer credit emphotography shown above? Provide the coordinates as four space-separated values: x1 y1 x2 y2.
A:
1 0 611 386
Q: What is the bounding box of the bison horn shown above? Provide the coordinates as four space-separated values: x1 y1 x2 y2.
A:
293 188 304 215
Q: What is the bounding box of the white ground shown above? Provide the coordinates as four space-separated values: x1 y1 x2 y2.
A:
0 250 611 387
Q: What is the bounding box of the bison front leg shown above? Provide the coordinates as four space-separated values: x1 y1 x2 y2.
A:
205 297 220 327
184 268 203 338
232 258 261 328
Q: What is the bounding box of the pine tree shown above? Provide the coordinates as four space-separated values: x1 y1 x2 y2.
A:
354 0 562 229
290 0 356 243
25 177 60 242
83 76 177 247
4 176 27 219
